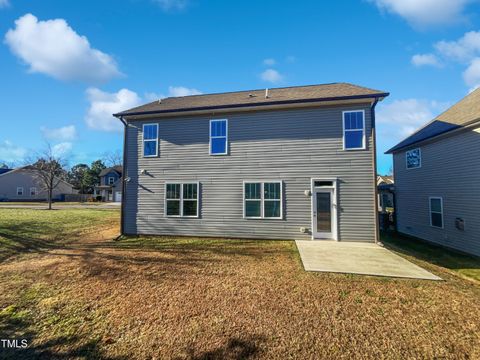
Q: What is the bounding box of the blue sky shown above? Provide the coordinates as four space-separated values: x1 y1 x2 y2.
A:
1 0 480 173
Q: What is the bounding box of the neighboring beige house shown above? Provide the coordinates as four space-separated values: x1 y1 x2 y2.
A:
93 166 123 202
377 175 394 212
387 88 480 257
0 166 76 201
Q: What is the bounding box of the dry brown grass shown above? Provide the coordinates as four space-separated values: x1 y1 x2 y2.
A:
0 209 479 359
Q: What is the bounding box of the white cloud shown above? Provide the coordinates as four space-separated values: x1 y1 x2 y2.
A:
41 125 77 141
263 58 276 66
0 0 10 8
411 53 442 67
145 86 202 101
377 99 449 137
463 58 480 90
167 86 202 97
369 0 473 28
286 55 296 63
0 140 27 162
435 31 480 63
153 0 188 11
4 13 121 83
260 69 283 83
52 142 73 157
85 88 142 132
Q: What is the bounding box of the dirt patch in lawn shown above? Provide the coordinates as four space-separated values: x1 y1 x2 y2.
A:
0 216 479 358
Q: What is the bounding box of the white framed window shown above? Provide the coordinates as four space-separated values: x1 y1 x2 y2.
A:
243 181 283 219
30 187 37 196
429 197 444 228
17 187 24 196
343 110 366 150
165 182 199 218
209 119 228 155
406 148 421 169
143 123 159 157
108 177 115 185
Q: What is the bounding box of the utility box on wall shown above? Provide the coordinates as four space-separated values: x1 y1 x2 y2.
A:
455 218 465 231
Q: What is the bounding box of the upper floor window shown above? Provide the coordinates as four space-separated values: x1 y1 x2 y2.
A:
143 123 158 157
108 177 115 185
343 110 365 150
17 187 23 196
406 148 421 169
429 197 443 228
244 181 282 219
30 187 37 196
165 182 199 217
210 119 228 155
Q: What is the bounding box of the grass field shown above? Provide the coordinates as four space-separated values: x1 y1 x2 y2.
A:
0 208 479 359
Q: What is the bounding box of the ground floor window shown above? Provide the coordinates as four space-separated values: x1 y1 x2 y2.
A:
429 197 443 228
30 187 37 196
165 182 199 217
244 181 282 219
17 187 23 196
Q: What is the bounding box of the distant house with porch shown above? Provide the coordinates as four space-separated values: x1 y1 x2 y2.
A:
94 166 123 202
377 175 394 212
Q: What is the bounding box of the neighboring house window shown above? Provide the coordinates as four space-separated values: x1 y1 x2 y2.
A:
406 148 421 169
343 110 365 150
244 181 282 219
143 123 158 157
210 119 228 155
108 177 115 185
30 187 37 196
17 187 24 196
165 182 199 217
430 197 444 228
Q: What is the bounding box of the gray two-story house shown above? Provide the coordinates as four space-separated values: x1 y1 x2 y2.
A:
387 88 480 257
114 83 388 241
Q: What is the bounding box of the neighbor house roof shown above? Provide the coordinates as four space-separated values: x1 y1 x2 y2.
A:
114 83 389 118
99 166 123 177
377 175 394 186
386 88 480 153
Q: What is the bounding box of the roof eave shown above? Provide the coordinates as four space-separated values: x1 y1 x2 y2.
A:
114 93 389 119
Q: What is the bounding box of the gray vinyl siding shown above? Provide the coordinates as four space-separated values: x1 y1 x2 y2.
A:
393 125 480 256
123 104 376 241
0 169 76 201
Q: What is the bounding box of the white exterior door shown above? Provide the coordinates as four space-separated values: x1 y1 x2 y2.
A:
312 187 337 240
115 191 122 202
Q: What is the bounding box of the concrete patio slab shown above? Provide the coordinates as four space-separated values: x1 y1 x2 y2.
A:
296 240 441 280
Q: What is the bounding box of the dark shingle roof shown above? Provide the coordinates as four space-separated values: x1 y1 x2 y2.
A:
114 83 388 117
99 166 123 177
387 88 480 153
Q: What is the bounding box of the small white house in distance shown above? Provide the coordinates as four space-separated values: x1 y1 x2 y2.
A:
386 88 480 257
0 166 77 201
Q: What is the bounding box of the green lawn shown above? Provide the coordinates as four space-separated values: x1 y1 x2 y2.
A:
382 231 480 282
0 209 479 359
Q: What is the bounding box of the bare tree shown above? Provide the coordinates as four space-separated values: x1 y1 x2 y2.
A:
102 150 123 167
29 144 68 210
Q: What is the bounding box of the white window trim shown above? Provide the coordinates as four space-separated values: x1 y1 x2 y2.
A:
429 196 444 229
108 177 115 185
406 148 422 169
164 181 200 218
143 123 159 158
342 110 366 151
209 119 228 156
243 180 283 220
30 187 37 196
17 187 24 196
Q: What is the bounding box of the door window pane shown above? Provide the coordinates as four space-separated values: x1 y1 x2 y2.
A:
316 192 332 232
